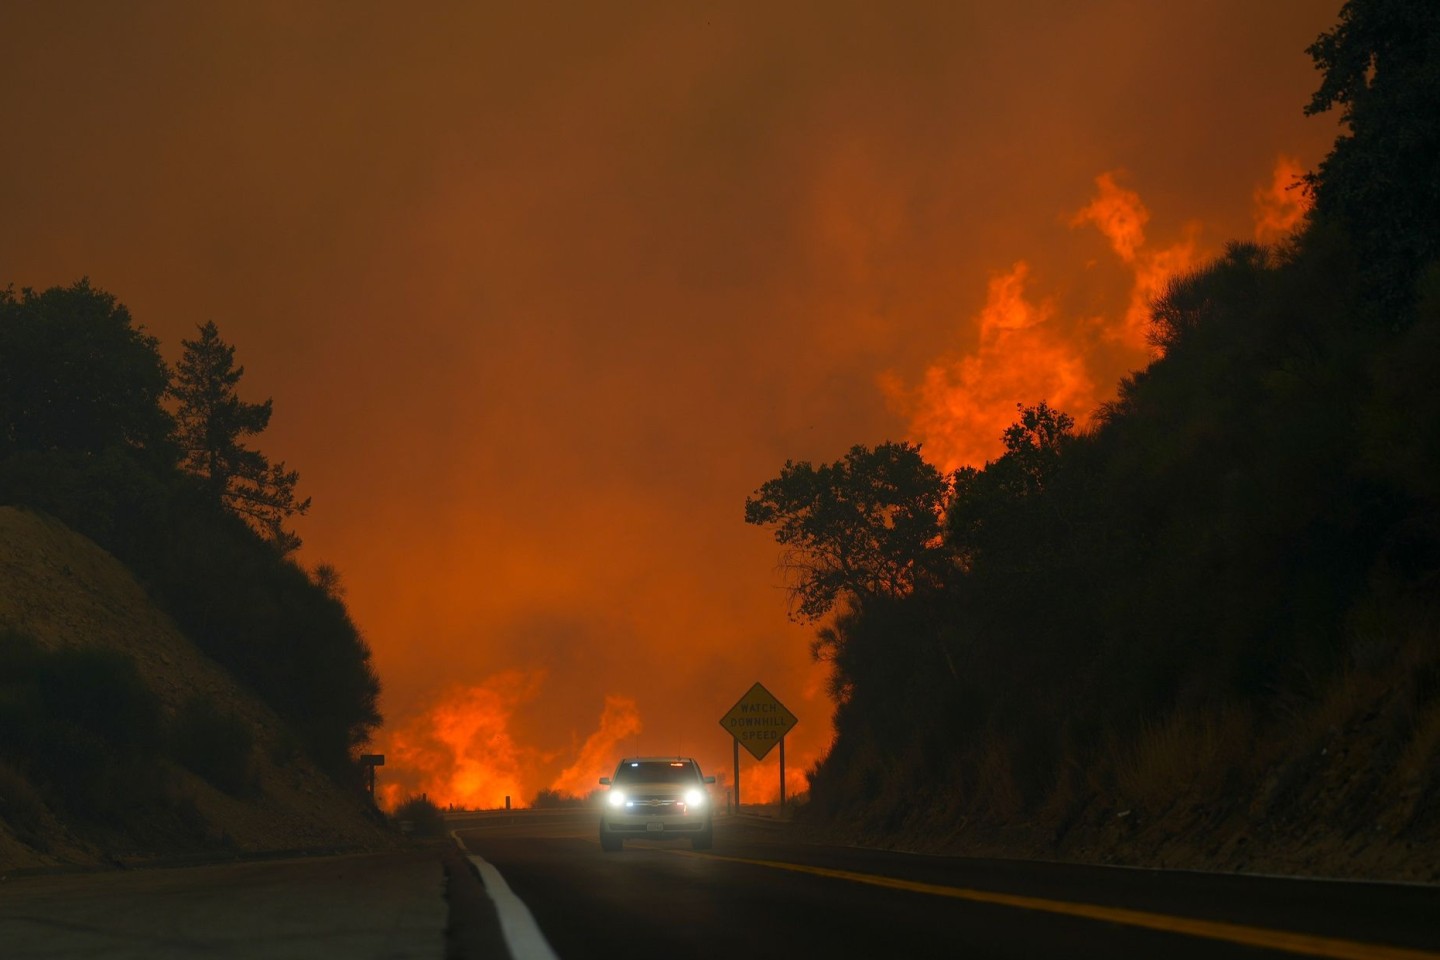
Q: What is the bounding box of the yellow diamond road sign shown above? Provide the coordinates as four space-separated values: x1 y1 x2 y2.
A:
720 682 798 760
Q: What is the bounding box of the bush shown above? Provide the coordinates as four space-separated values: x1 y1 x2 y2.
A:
0 758 52 850
0 631 168 821
392 794 447 838
170 696 259 797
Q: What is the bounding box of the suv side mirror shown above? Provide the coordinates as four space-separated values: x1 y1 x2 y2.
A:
599 777 611 785
704 776 716 784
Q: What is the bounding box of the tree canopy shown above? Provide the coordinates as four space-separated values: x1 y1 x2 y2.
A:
0 280 174 463
744 441 949 621
172 321 310 553
1305 0 1440 308
947 401 1076 571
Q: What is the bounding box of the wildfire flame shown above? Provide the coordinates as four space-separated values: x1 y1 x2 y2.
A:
375 675 653 810
891 169 1217 472
737 754 813 805
375 670 543 810
1071 170 1204 353
884 261 1096 473
1072 170 1150 264
548 695 643 797
1253 154 1312 244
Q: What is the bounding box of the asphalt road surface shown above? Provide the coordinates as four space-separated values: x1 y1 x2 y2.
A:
2 812 1435 959
452 809 1440 960
0 849 446 959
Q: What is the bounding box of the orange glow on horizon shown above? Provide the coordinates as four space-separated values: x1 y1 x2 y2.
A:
376 677 820 809
376 678 654 810
736 753 815 806
376 671 544 810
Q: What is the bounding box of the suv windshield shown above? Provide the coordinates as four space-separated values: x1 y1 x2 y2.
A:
613 761 699 785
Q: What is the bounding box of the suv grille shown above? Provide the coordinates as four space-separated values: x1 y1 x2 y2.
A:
624 795 683 814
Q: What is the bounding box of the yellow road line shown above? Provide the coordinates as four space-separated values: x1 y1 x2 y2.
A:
667 850 1437 960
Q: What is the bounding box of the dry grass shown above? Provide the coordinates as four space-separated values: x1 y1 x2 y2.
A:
1111 705 1253 816
972 737 1024 822
1395 700 1440 813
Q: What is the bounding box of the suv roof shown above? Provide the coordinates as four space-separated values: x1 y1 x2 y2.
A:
611 758 704 782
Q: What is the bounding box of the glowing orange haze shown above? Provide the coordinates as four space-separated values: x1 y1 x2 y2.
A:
0 2 1340 813
379 156 1312 808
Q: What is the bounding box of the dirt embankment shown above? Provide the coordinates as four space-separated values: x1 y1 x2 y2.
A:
0 506 396 874
797 659 1440 884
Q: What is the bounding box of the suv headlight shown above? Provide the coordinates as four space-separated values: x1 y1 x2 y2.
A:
607 790 627 808
684 788 705 807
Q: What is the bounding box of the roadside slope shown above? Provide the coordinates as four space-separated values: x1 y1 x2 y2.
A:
0 506 393 872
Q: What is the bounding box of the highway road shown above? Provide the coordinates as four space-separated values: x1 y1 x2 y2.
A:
1 809 1434 959
452 809 1440 960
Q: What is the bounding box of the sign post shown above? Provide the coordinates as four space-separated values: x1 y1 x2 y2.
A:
780 736 786 810
719 682 798 811
733 737 740 809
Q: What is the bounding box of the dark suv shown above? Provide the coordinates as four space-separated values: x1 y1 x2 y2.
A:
598 757 715 851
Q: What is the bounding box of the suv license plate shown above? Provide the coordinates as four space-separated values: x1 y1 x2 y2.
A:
646 821 664 832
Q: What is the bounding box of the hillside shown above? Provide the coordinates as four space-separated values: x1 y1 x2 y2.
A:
755 0 1440 884
0 506 394 873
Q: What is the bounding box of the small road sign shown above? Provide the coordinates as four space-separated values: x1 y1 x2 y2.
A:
360 754 385 801
720 682 798 761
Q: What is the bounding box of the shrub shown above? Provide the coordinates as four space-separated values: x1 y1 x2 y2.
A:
392 794 447 838
1111 705 1254 816
0 631 167 820
0 758 51 850
170 696 259 797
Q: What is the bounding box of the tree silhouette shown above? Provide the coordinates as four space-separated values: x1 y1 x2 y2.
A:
1149 242 1274 355
172 321 310 552
947 402 1078 577
1304 0 1440 311
744 441 949 621
0 280 174 463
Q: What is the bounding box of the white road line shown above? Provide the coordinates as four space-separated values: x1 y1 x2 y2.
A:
451 832 560 960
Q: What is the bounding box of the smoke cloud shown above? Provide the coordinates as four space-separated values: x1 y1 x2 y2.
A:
0 2 1342 809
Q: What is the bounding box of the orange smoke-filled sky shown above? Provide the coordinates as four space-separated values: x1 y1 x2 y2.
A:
0 1 1336 807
